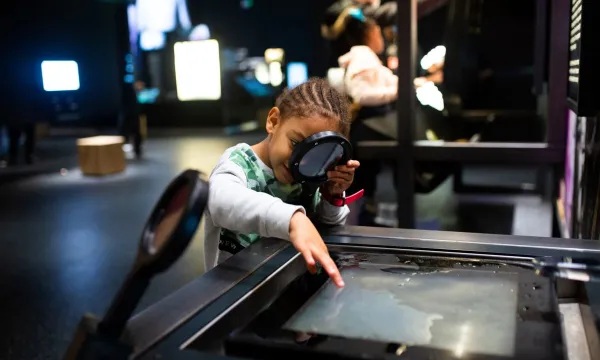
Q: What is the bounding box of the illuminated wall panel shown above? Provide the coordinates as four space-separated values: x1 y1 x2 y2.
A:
174 40 221 101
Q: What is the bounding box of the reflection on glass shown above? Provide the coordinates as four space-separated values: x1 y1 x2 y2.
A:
152 184 191 253
285 264 518 357
298 143 343 177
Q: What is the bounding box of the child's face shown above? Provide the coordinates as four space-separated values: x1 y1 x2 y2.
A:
266 108 341 184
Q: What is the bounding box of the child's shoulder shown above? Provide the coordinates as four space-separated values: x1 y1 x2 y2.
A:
218 143 259 169
213 143 263 176
213 143 270 191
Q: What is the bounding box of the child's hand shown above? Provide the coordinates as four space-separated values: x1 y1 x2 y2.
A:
289 211 344 288
324 160 360 196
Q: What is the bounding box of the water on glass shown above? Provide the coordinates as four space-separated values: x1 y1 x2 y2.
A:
285 257 518 357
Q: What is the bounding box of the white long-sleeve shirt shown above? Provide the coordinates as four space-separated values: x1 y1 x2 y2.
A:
338 46 398 106
203 144 350 272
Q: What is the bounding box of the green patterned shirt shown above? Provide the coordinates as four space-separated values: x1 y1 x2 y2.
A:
204 143 349 269
218 144 321 253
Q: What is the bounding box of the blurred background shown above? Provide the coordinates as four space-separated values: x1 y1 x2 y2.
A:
0 0 596 358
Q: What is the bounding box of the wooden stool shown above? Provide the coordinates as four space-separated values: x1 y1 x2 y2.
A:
77 136 126 176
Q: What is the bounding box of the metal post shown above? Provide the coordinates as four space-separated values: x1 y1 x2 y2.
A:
532 0 549 97
547 0 570 147
396 0 417 228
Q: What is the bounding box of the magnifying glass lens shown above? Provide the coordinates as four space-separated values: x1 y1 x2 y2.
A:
298 143 344 177
152 185 191 253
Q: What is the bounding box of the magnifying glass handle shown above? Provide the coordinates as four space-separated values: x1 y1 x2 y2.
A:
97 268 151 338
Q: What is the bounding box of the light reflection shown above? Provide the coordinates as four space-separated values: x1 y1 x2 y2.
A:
264 48 284 64
454 323 471 358
269 62 283 87
327 67 346 94
415 81 445 111
255 62 270 85
420 45 446 71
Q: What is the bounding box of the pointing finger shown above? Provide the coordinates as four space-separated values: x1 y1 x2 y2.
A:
315 251 344 288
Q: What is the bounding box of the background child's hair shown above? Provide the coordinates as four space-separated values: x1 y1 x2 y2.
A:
275 78 352 137
329 11 378 66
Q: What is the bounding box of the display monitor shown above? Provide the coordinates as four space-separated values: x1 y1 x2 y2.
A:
41 60 80 92
174 40 221 101
126 0 211 103
287 62 308 89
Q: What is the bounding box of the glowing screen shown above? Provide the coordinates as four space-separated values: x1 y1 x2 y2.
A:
174 40 221 101
287 62 308 89
41 61 80 92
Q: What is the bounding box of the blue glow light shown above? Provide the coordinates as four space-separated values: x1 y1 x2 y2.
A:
348 8 367 22
287 62 308 89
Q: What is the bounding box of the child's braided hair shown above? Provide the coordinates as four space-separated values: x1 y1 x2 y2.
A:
275 78 352 137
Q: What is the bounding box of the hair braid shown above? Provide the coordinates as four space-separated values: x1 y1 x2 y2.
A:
276 78 351 137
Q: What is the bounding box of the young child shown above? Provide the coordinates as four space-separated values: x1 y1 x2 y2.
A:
335 10 451 226
333 12 397 226
337 12 396 106
204 78 360 288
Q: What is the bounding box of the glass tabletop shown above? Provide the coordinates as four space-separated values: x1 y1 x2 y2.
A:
285 262 519 357
225 252 560 360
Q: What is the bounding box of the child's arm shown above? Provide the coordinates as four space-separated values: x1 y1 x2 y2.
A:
207 163 305 241
346 69 398 106
315 196 350 226
314 160 360 226
208 158 345 288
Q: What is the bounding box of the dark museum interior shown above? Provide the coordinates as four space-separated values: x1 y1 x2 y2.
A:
1 0 600 359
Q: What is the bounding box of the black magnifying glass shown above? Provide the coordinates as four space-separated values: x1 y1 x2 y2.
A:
289 131 352 184
95 170 208 339
65 169 209 360
288 131 363 209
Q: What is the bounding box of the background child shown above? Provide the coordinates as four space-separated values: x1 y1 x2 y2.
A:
336 10 452 225
335 12 398 226
204 78 360 288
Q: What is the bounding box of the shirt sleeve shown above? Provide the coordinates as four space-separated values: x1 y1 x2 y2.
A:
314 191 350 226
347 69 398 106
176 0 193 31
207 161 305 241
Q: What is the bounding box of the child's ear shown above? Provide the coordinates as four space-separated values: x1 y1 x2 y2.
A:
266 107 281 135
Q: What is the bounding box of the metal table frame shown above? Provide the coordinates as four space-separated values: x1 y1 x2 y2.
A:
370 0 571 228
122 226 600 359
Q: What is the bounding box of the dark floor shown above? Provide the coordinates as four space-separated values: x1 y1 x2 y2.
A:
0 132 552 359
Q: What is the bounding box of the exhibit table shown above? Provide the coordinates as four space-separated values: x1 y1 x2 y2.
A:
119 226 600 360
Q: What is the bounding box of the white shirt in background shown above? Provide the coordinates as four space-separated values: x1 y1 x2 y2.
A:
338 45 398 106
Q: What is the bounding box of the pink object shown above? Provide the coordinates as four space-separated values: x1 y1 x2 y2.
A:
564 110 576 234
